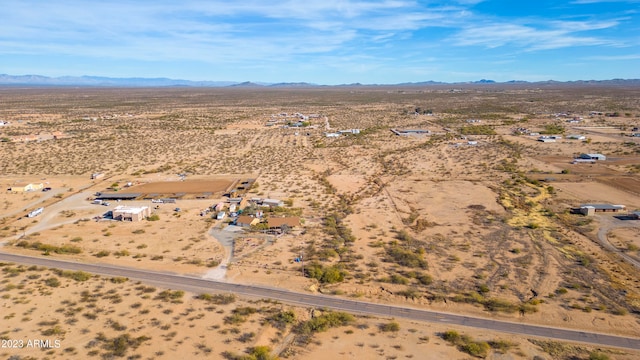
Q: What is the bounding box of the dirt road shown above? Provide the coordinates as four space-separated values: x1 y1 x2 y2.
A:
596 214 640 269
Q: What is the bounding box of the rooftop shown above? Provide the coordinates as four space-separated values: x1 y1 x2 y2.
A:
95 193 141 200
113 205 149 214
580 204 626 210
267 217 300 228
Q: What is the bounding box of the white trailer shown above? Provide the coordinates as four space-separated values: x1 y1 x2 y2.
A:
27 207 44 218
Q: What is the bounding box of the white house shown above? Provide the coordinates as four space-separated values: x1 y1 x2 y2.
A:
112 205 151 221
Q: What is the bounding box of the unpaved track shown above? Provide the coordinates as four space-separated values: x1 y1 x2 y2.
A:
596 214 640 269
0 252 639 351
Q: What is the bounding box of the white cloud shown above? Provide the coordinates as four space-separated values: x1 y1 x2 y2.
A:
0 0 474 63
572 0 640 4
450 20 621 51
588 54 640 60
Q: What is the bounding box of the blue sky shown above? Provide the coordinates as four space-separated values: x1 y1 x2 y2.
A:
1 0 639 84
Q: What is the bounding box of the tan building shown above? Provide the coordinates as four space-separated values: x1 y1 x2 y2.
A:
236 215 260 227
10 183 44 192
267 216 301 229
112 205 151 221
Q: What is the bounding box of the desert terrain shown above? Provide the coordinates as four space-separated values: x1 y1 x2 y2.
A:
1 85 640 359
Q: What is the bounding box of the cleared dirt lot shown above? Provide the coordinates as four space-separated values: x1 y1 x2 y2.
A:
127 179 235 195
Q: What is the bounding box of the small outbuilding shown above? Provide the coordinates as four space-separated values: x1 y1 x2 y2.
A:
579 153 606 161
262 199 284 207
10 183 44 192
567 134 586 140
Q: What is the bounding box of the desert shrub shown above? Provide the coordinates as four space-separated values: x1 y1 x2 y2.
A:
483 298 519 313
576 253 593 267
555 287 568 295
147 214 160 221
460 125 496 135
461 341 491 358
379 321 400 332
98 333 151 357
198 293 236 305
222 345 278 360
44 277 61 287
305 263 347 284
417 273 433 285
155 290 184 302
296 311 354 335
489 339 517 353
396 288 421 299
224 307 257 325
233 306 257 316
385 243 428 269
41 325 66 336
542 124 565 134
53 270 92 281
114 250 130 257
442 330 491 358
95 250 110 258
610 307 628 316
589 352 610 360
442 330 461 343
18 241 82 255
266 310 296 330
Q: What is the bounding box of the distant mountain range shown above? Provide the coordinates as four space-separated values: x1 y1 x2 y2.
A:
0 74 638 87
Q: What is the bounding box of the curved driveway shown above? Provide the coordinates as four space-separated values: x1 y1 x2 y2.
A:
0 252 639 351
596 214 640 269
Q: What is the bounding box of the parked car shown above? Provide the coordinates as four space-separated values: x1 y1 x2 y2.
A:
42 187 52 192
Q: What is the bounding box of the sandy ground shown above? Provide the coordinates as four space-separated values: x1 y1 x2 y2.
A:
1 87 640 359
2 264 638 360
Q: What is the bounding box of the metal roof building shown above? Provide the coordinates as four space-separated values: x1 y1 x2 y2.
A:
580 204 626 212
95 193 141 200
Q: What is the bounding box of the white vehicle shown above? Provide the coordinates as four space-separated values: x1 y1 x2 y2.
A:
216 211 226 220
28 207 44 218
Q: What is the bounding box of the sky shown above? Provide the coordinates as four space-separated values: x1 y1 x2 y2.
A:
1 0 639 84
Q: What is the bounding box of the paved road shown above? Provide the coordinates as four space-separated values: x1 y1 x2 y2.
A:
1 252 639 351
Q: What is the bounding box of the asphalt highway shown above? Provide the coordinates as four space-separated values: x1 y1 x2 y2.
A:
1 252 639 351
